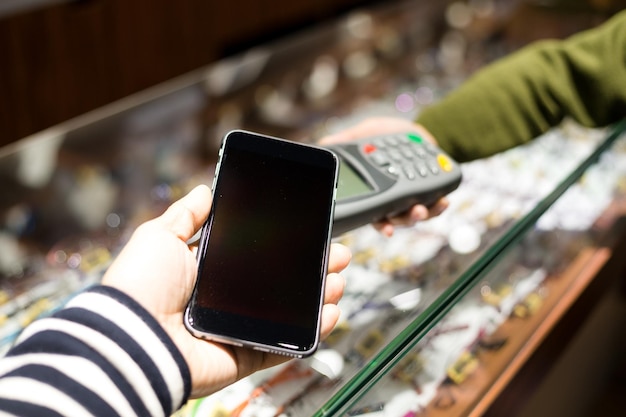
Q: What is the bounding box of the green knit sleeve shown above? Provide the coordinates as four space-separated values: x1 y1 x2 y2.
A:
417 10 626 162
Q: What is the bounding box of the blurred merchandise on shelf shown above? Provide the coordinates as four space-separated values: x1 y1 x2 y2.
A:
1 0 624 415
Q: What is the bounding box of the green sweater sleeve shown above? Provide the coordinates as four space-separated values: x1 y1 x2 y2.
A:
416 10 626 162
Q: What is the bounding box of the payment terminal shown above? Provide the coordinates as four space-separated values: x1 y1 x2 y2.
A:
326 132 462 237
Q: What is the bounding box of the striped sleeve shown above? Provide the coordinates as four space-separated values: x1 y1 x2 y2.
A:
0 285 191 417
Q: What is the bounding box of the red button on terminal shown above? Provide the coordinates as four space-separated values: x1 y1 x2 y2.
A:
363 143 377 154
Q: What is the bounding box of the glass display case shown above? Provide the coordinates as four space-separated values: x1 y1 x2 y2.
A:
319 123 626 417
1 0 624 416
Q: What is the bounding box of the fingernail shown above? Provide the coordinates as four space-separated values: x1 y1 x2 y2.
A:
412 206 428 221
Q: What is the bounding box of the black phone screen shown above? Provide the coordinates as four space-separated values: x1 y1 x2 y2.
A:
186 131 338 356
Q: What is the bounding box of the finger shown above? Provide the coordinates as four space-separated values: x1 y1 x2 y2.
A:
318 130 361 145
327 243 351 273
318 118 389 145
401 199 449 223
372 208 418 235
373 222 395 237
319 304 341 339
156 184 212 241
428 197 450 217
408 205 429 222
324 273 345 305
374 197 451 232
319 117 425 145
372 208 421 236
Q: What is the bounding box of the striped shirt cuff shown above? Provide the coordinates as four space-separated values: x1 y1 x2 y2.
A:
0 285 191 417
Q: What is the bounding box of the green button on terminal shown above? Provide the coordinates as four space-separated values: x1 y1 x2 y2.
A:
407 133 423 143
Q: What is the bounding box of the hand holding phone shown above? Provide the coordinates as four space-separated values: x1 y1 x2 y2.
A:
185 130 339 358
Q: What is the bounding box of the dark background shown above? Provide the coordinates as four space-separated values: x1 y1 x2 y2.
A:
2 0 625 148
0 0 377 148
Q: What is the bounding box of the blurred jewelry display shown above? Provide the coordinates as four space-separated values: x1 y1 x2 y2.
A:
0 0 623 416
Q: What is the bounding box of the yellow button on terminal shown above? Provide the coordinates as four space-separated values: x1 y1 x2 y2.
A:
437 154 453 172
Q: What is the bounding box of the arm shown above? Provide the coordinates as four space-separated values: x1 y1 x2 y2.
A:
317 11 626 234
418 9 626 162
0 286 189 417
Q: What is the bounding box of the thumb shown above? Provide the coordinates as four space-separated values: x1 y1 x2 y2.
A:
155 184 213 241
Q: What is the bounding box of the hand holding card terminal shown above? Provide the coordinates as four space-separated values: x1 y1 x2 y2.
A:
326 132 462 236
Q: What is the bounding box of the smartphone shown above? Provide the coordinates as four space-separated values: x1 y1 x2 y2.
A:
184 130 339 358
